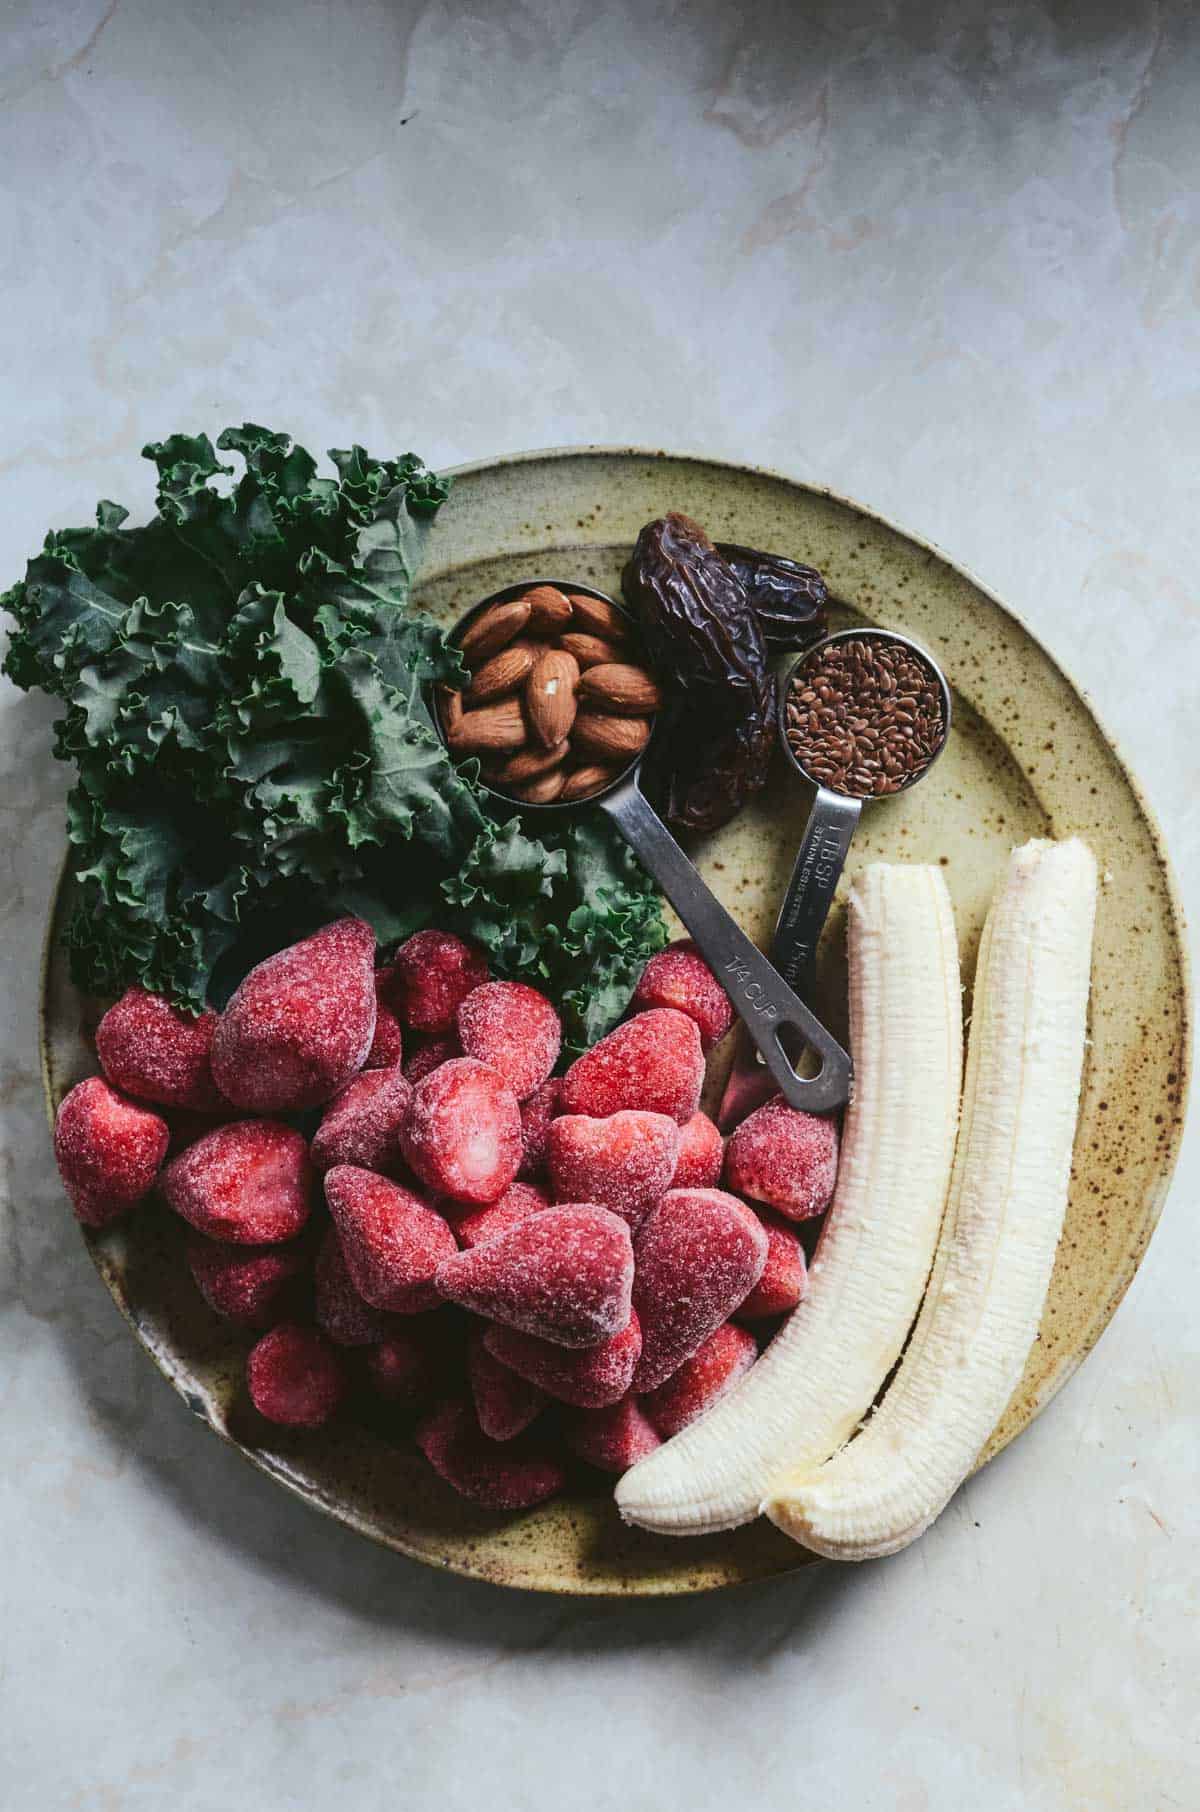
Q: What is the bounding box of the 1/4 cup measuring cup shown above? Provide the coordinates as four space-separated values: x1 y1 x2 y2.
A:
434 579 854 1117
716 626 953 1129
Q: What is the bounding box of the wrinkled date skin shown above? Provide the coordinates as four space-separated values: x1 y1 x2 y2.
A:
717 544 829 653
622 514 778 835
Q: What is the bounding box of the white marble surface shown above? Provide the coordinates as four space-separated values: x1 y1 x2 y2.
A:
2 3 1197 1807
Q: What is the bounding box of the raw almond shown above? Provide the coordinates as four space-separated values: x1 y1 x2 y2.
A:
568 594 628 642
579 662 663 716
469 641 536 702
495 741 571 784
572 711 651 763
447 696 528 753
459 597 532 666
561 763 618 801
559 632 619 670
525 649 580 749
524 585 574 635
510 768 567 805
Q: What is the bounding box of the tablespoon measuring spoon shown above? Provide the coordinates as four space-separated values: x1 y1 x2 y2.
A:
435 580 854 1117
716 627 952 1131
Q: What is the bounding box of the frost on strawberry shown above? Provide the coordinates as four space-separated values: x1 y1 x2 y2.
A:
559 1009 704 1124
53 1076 169 1228
211 918 377 1112
546 1111 680 1229
518 1077 562 1179
401 1057 522 1205
437 1205 634 1348
736 1212 808 1320
95 989 225 1111
403 1034 461 1085
565 1395 661 1475
447 1181 549 1249
468 1329 547 1441
723 1095 839 1220
186 1231 310 1327
324 1165 457 1313
415 1399 566 1509
632 940 734 1052
161 1119 313 1244
631 1188 768 1391
310 1067 413 1177
670 1112 724 1190
314 1226 394 1346
484 1312 641 1408
364 1007 403 1070
247 1323 345 1428
380 930 488 1034
456 982 561 1101
641 1322 758 1438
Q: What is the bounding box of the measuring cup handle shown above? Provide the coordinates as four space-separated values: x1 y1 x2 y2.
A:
601 779 852 1115
770 787 863 988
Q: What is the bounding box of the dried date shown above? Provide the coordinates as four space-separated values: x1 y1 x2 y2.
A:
717 543 829 652
622 514 776 834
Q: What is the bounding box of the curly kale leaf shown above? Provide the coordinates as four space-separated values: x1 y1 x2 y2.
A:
3 426 666 1034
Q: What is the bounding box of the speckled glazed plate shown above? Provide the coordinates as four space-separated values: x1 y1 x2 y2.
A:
41 449 1190 1596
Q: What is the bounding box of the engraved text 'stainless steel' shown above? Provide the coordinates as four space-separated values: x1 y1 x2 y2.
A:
716 628 953 1130
435 581 854 1117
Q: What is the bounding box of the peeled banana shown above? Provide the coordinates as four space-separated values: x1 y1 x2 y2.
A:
765 837 1097 1560
616 863 962 1536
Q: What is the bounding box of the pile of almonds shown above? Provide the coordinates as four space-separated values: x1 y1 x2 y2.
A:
439 585 663 803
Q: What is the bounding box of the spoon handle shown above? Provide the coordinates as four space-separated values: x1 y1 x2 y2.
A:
716 786 861 1130
601 779 852 1117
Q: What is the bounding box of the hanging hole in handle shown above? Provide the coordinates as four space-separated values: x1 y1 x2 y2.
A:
774 1021 825 1081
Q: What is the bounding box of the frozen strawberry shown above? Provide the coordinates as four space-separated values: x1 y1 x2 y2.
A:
186 1231 310 1327
365 1007 403 1070
632 1187 768 1391
456 981 561 1100
640 1322 758 1437
448 1181 549 1248
53 1077 169 1228
723 1095 839 1220
468 1329 547 1440
314 1226 393 1345
518 1077 561 1179
565 1395 661 1474
247 1323 345 1428
402 1034 460 1085
381 930 488 1034
310 1066 413 1177
736 1211 808 1319
95 989 225 1111
401 1057 522 1205
437 1205 634 1348
211 918 377 1112
415 1399 566 1509
161 1119 312 1244
365 1319 449 1408
546 1111 680 1229
484 1312 641 1408
670 1112 723 1190
559 1009 703 1125
632 940 734 1052
324 1165 456 1313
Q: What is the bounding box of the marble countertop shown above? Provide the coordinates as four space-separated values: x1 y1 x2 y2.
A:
3 3 1197 1807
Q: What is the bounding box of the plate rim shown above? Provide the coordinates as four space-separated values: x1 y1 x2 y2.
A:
38 443 1192 1595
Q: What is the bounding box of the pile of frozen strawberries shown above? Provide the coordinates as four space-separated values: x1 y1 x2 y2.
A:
53 919 840 1511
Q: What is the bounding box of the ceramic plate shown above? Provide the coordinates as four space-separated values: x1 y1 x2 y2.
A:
41 448 1191 1596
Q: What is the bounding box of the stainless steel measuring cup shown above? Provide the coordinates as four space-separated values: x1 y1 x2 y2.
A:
435 580 853 1116
716 627 953 1130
